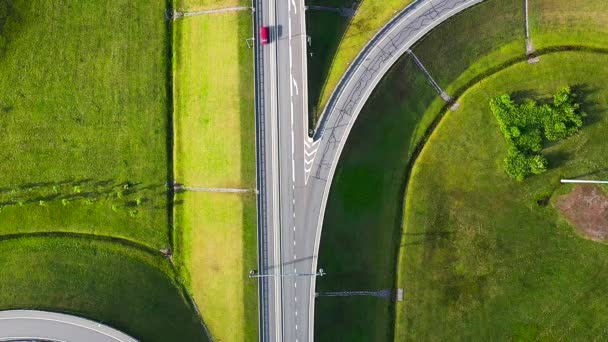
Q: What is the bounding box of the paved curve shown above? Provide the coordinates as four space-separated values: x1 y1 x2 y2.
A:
0 310 137 341
305 0 486 338
255 0 487 341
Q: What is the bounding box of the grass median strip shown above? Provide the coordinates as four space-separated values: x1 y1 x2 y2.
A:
172 10 257 341
176 0 250 12
174 191 257 341
173 12 255 189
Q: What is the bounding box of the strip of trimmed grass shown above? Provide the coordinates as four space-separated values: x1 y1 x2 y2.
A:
0 0 171 248
315 54 437 342
173 12 255 189
309 0 414 122
0 237 208 342
174 191 257 341
397 51 608 340
173 11 258 342
176 0 249 12
530 0 608 50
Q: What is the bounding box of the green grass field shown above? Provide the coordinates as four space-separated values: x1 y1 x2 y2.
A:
172 11 258 341
397 51 608 340
306 0 414 123
315 1 529 339
316 0 608 340
0 236 207 342
530 0 608 49
315 55 436 341
176 0 249 12
0 0 171 248
0 1 210 340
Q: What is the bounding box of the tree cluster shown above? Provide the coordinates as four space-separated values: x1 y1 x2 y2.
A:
490 87 585 180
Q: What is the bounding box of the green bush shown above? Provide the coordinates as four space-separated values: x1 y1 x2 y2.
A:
490 87 584 180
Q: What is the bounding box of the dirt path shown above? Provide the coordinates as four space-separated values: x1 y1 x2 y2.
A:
556 184 608 241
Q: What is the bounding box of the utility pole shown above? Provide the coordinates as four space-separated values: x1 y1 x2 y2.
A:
248 268 325 278
561 179 608 184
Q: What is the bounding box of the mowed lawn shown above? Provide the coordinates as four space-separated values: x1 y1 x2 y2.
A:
0 0 171 248
307 0 414 122
0 237 208 342
398 52 608 340
177 0 249 12
174 191 257 341
173 11 258 342
173 12 255 189
529 0 608 50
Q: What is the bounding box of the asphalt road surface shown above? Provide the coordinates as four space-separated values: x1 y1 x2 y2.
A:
256 0 486 341
255 0 311 340
0 310 136 342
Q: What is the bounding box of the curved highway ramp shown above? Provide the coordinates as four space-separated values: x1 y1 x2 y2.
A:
0 310 136 342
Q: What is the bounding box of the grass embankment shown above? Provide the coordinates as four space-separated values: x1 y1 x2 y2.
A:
173 10 258 341
398 51 608 340
315 55 435 342
307 0 414 122
530 0 608 50
0 237 208 342
316 1 529 340
0 0 171 248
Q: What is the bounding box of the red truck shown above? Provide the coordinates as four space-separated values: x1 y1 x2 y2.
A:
260 26 270 45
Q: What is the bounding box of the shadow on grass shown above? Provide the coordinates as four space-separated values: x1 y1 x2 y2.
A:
510 89 541 103
0 178 168 214
572 83 602 126
315 54 438 342
0 0 29 57
545 150 571 169
164 0 176 250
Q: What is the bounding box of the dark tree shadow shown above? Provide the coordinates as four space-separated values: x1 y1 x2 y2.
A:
510 89 540 104
571 83 601 126
545 150 570 169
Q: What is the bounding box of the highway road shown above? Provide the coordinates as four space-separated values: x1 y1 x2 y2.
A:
254 0 311 341
0 310 136 342
255 0 487 341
